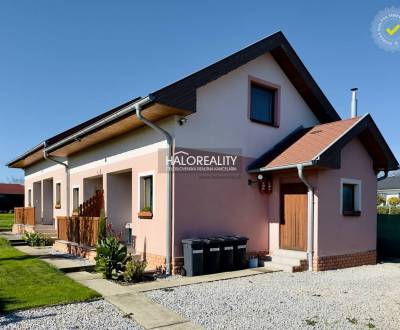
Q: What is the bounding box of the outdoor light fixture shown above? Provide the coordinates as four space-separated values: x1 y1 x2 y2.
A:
178 117 188 126
248 174 264 186
248 174 272 193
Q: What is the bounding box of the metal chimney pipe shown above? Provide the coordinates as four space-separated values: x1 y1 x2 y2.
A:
351 88 358 118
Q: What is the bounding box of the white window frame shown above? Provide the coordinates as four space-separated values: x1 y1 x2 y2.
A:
137 171 155 216
27 188 32 207
72 185 80 211
340 178 362 215
55 181 62 208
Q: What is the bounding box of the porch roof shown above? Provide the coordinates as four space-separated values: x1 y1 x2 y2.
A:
247 114 399 173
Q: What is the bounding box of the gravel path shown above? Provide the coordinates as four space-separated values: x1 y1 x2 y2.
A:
0 300 143 330
147 263 400 329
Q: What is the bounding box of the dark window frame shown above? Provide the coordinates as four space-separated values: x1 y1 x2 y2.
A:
342 182 361 217
248 76 280 127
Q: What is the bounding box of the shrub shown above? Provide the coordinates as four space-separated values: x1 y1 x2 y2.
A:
95 235 127 279
378 205 389 214
388 196 400 208
390 207 400 215
377 194 386 206
23 232 53 247
97 208 107 243
123 258 147 283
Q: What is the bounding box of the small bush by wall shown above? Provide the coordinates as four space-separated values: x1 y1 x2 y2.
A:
377 206 400 215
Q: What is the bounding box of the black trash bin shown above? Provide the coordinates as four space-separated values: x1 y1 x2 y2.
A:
202 237 223 274
218 236 235 271
229 236 249 269
182 239 204 276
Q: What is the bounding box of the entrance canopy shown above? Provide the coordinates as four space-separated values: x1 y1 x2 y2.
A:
247 114 398 174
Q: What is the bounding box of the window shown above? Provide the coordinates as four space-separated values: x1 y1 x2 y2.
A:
28 189 32 207
250 83 277 126
140 175 153 212
341 179 361 216
73 187 80 211
55 182 61 208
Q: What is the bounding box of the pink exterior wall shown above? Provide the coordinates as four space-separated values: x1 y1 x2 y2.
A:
68 147 168 258
315 138 377 257
173 156 269 257
24 160 67 225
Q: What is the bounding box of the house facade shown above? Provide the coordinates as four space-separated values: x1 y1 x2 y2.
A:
7 32 398 273
378 176 400 204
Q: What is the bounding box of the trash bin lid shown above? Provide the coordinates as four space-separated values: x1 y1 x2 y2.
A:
232 235 249 242
207 237 224 243
219 236 235 243
182 238 203 245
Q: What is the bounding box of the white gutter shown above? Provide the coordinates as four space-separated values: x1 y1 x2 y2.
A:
252 161 315 173
43 143 70 218
134 96 174 276
45 97 154 153
297 164 314 271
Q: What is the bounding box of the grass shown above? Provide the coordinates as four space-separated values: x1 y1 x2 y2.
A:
0 237 100 313
0 213 14 231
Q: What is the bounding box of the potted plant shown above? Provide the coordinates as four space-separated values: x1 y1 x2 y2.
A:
72 208 80 216
138 206 153 219
248 255 259 268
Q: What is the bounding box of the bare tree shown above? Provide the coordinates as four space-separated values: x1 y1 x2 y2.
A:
5 176 24 184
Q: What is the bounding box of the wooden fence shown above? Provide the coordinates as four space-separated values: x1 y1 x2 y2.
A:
57 216 99 247
14 207 35 226
377 214 400 258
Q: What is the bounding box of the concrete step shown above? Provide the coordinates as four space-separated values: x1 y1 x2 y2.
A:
271 249 307 259
266 255 302 267
263 261 294 272
10 239 27 246
263 249 308 272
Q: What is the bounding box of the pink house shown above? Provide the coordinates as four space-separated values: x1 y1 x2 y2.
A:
7 32 398 273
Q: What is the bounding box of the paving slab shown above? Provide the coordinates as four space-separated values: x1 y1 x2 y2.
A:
15 245 53 256
106 293 202 330
67 270 103 281
14 245 96 272
74 278 134 296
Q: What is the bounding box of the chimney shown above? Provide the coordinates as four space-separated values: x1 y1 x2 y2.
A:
351 88 358 118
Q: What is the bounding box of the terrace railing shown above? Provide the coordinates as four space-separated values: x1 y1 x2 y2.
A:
79 190 104 217
14 207 35 226
57 190 104 246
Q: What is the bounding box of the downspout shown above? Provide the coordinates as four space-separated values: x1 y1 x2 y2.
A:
135 96 174 276
297 164 314 271
377 170 388 182
43 142 70 217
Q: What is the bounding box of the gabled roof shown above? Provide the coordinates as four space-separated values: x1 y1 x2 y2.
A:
378 176 400 190
152 31 340 123
248 114 399 173
0 183 24 195
8 31 340 168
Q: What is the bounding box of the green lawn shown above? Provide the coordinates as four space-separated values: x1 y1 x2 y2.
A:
0 213 14 231
0 238 100 313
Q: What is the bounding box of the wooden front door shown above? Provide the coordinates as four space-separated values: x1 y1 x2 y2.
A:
280 183 308 251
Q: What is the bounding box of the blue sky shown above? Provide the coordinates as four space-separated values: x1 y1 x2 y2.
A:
0 1 399 181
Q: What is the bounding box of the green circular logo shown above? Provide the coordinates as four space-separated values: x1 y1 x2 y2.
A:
371 7 400 52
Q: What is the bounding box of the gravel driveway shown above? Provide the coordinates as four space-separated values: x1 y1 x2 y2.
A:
147 263 400 329
0 300 143 330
